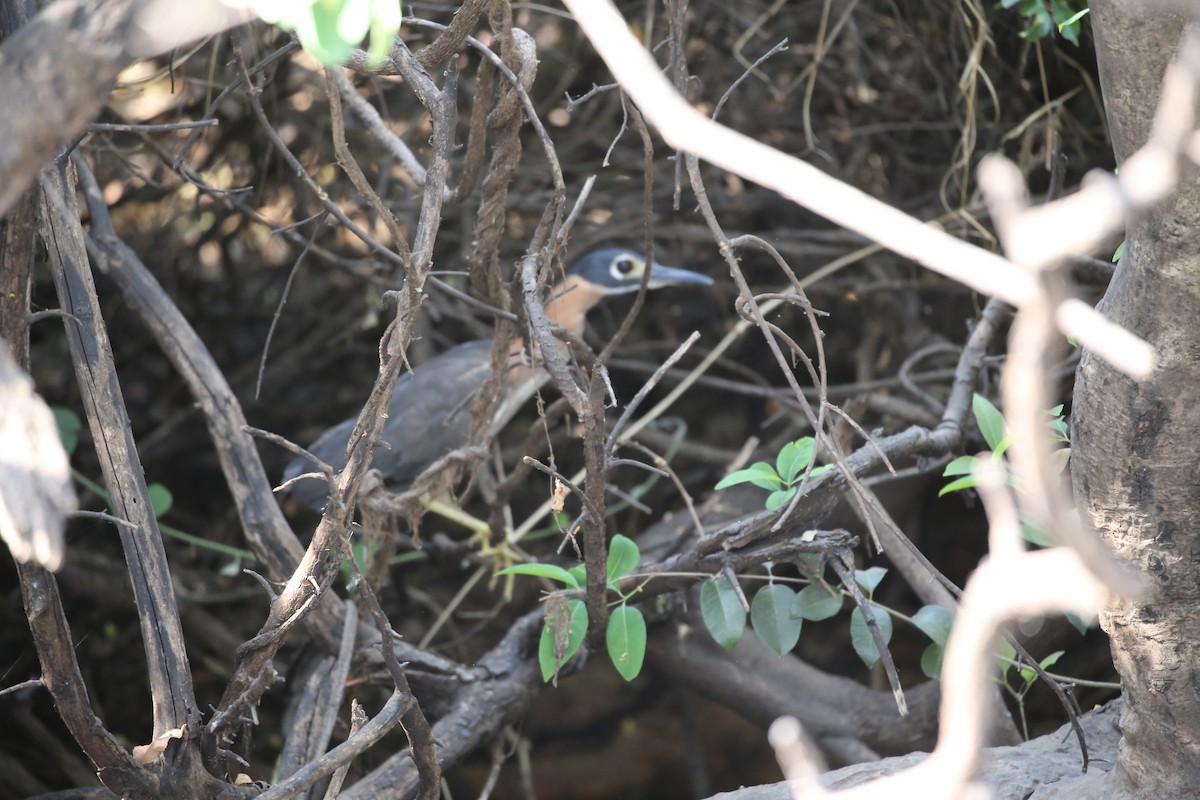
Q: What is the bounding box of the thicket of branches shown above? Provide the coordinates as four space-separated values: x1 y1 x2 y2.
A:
1 1 1177 799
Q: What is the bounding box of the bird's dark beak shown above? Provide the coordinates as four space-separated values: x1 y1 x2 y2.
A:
645 262 714 288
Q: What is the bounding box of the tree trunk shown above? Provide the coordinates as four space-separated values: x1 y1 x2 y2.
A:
1073 4 1200 798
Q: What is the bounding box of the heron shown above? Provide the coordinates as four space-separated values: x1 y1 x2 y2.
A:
282 248 713 516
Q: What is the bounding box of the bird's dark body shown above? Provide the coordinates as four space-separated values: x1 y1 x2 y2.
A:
282 249 712 512
283 340 494 510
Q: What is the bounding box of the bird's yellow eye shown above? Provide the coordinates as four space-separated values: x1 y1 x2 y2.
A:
612 255 639 279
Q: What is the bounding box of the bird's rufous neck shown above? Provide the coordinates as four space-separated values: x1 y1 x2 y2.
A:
542 276 607 338
502 276 604 390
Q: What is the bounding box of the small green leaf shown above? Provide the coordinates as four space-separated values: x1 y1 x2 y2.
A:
568 563 587 588
1057 18 1080 45
1048 412 1070 443
1057 6 1089 26
148 483 174 518
995 638 1017 676
794 584 841 621
992 433 1013 460
366 0 403 65
606 605 647 681
808 464 835 478
1019 520 1056 548
1065 612 1090 635
1050 447 1072 474
765 487 797 511
911 605 954 646
850 606 893 668
53 407 82 456
751 585 802 655
715 462 783 491
1019 650 1065 685
939 475 981 497
942 455 979 477
854 566 887 596
606 534 640 582
496 563 580 588
795 553 823 578
1021 10 1054 40
972 393 1007 451
539 597 587 682
921 643 945 679
234 0 403 67
1112 240 1125 263
776 438 816 483
700 576 747 649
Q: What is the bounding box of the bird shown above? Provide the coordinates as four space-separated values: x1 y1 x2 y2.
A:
282 248 713 512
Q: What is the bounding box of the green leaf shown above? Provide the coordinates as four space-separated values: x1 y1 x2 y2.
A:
776 438 816 483
346 535 379 576
232 0 403 67
795 552 823 578
794 583 842 621
921 643 945 680
1065 612 1090 635
1058 19 1080 45
850 606 893 668
1019 649 1065 685
1048 411 1070 443
148 483 174 518
53 407 82 456
700 576 747 649
568 563 587 588
765 487 798 511
942 455 979 477
751 585 802 655
854 566 887 596
606 605 647 681
1050 447 1072 474
367 0 403 64
911 605 954 646
995 638 1017 676
539 597 587 682
496 563 580 588
1019 520 1056 548
715 462 783 491
606 534 640 582
1020 9 1054 40
1112 240 1125 263
972 393 1007 451
992 433 1013 460
1049 0 1084 44
939 475 981 496
1051 2 1089 24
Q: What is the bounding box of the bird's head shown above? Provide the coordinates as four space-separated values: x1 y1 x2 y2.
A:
544 248 713 336
566 248 714 294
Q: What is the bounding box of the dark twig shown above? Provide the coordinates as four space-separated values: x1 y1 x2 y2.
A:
42 163 199 736
827 554 907 716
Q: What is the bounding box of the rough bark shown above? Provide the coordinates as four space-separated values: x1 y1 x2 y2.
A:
1073 4 1200 798
702 699 1124 800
